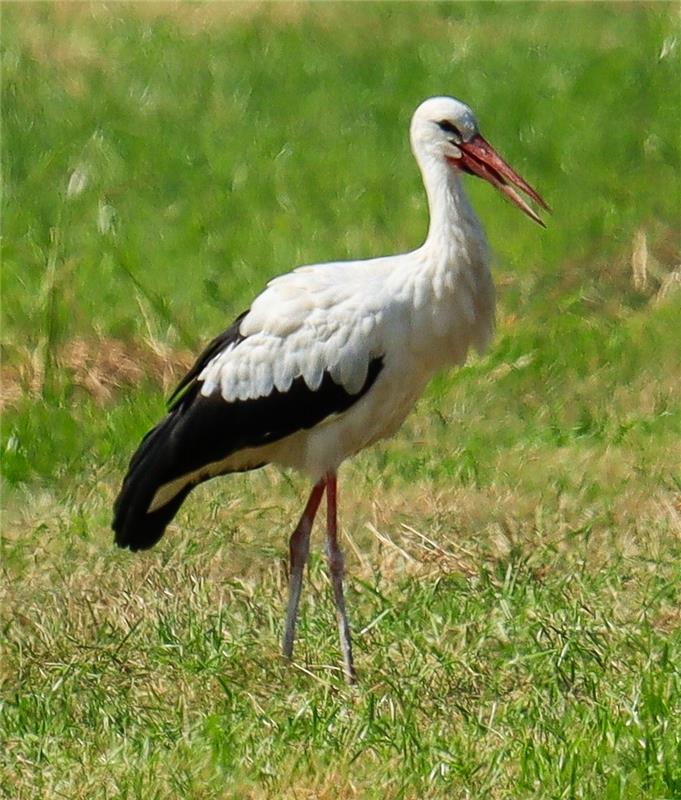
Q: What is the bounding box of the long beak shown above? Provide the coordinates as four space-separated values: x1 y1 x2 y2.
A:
449 134 550 227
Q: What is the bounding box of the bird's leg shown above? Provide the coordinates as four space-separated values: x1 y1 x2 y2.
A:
282 478 326 661
325 472 357 684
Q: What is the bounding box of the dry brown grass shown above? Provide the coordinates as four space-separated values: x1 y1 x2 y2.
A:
1 335 194 409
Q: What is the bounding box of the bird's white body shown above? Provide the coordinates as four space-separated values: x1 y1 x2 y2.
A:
152 188 494 509
151 219 494 509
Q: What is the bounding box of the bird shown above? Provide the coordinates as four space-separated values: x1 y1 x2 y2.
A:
113 96 549 683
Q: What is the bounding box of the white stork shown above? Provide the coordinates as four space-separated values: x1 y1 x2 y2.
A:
113 96 548 683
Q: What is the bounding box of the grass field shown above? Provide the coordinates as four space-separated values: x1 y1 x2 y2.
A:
2 3 681 798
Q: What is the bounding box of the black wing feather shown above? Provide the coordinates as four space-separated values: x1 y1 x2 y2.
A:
167 309 249 409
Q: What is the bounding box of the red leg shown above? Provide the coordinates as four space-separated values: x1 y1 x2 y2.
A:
325 472 356 683
282 479 326 660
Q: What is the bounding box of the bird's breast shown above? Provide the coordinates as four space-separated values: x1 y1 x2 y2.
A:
395 255 495 372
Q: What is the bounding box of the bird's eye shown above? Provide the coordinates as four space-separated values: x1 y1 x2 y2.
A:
437 120 462 139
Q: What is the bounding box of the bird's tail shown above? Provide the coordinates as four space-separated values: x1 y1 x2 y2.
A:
112 410 195 551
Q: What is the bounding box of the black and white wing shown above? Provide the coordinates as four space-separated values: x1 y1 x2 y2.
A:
112 261 390 551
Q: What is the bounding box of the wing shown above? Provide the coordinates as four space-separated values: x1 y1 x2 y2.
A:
169 261 391 464
113 265 389 551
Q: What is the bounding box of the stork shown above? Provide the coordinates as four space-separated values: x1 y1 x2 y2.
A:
113 96 548 683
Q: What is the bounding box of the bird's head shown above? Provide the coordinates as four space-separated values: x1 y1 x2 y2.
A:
410 96 550 226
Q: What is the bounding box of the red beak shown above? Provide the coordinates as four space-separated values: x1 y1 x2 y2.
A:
447 134 550 227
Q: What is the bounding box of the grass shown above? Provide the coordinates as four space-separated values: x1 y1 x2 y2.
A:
1 3 681 798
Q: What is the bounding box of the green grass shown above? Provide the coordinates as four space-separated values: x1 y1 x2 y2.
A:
1 3 681 799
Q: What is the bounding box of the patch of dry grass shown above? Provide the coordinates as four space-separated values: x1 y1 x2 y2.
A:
1 335 193 409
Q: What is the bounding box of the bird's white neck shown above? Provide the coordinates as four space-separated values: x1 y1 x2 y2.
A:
419 156 483 261
397 152 494 365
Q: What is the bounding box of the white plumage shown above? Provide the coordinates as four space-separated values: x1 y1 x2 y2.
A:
113 96 548 683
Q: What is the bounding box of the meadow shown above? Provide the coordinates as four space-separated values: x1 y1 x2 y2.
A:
1 3 680 798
